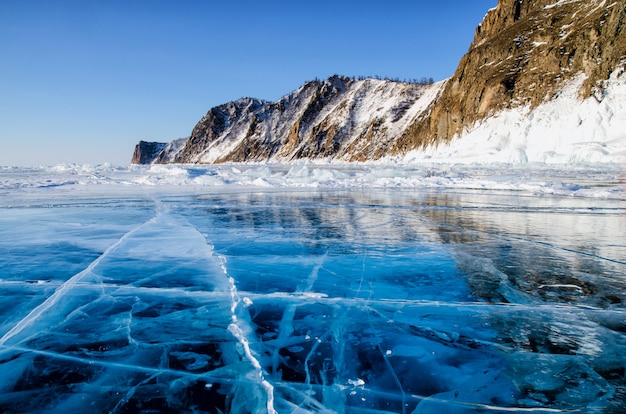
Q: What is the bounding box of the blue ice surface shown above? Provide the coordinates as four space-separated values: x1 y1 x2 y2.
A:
0 181 625 413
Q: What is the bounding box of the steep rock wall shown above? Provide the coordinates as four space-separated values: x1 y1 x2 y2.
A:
393 0 626 153
131 141 167 165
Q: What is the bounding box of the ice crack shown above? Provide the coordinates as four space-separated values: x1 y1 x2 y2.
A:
222 250 277 413
0 213 157 347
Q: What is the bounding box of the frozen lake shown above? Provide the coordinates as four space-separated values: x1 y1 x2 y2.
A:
0 164 625 413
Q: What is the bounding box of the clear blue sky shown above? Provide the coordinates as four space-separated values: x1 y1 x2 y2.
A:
0 0 496 166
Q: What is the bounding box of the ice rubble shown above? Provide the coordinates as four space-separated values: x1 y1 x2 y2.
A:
1 161 624 202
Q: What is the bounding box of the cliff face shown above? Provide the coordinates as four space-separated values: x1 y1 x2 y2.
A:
133 0 625 165
393 0 626 152
131 141 167 164
131 139 187 164
172 76 441 164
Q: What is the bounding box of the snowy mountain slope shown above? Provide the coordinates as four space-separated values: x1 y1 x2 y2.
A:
170 76 442 164
153 137 189 163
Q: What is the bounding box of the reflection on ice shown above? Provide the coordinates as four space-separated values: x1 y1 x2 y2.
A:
0 173 624 412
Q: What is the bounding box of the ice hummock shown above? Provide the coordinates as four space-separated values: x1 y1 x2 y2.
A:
1 161 624 201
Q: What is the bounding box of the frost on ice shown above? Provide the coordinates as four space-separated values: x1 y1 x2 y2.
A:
0 168 625 413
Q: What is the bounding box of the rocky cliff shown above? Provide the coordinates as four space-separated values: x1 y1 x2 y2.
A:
131 141 167 164
131 138 187 164
133 0 625 165
393 0 626 152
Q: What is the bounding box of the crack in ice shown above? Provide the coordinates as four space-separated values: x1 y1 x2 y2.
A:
0 344 275 387
0 212 160 347
221 246 277 413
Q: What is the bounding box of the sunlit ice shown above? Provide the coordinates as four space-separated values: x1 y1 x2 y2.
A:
0 163 624 413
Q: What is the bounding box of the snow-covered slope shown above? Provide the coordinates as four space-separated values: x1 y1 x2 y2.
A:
170 76 442 164
406 67 626 164
153 137 188 163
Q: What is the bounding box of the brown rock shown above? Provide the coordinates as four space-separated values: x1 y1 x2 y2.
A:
394 0 626 153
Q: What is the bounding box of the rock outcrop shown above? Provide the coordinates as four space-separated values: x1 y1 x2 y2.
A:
131 141 168 164
393 0 626 152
